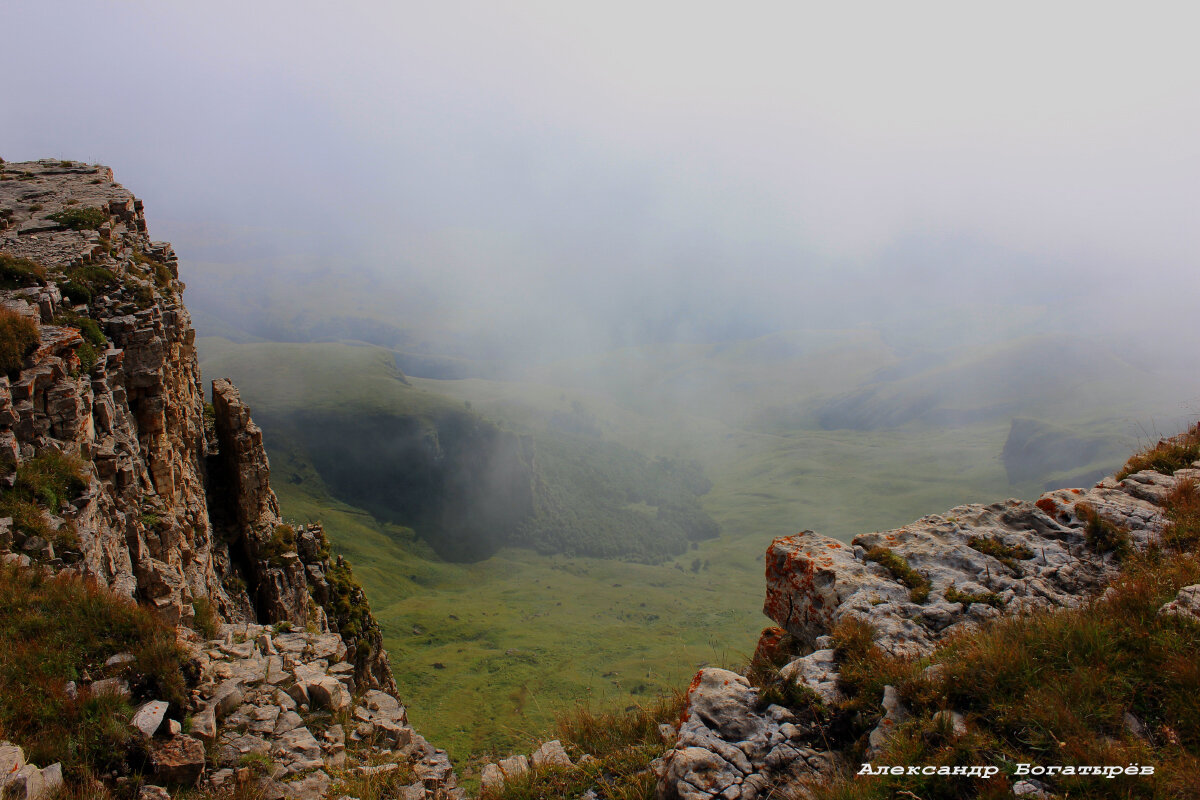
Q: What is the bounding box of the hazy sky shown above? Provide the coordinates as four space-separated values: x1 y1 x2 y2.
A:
4 1 1198 350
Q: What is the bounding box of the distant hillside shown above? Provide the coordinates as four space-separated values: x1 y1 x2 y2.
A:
199 338 719 562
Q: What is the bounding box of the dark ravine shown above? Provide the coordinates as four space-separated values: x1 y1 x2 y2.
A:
0 160 459 798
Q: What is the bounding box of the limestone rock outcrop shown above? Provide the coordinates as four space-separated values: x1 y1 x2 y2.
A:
762 470 1193 657
656 458 1199 800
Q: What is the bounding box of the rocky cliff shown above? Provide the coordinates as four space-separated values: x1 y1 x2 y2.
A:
653 453 1200 800
0 159 457 799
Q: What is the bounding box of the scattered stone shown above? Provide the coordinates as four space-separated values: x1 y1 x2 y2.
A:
90 678 130 698
131 700 169 738
104 652 137 669
138 785 172 800
866 686 909 759
1012 779 1052 798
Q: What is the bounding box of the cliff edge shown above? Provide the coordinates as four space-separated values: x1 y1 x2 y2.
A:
0 159 458 799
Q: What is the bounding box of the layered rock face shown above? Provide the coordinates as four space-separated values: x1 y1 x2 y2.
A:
0 159 438 794
656 461 1198 800
761 469 1189 658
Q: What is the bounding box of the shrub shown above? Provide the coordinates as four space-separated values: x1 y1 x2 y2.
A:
75 340 98 374
1162 478 1200 552
0 253 47 288
0 307 39 373
47 207 107 230
864 546 931 603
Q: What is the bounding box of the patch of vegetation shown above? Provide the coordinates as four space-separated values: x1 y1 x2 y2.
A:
0 563 190 781
14 450 88 513
1117 423 1200 480
54 310 107 347
0 451 88 544
47 207 107 230
57 265 119 305
488 694 684 800
0 253 47 288
864 546 931 603
75 340 99 374
0 307 40 374
325 555 371 640
133 251 173 288
943 584 1004 609
260 523 296 565
967 535 1033 571
131 283 156 310
1162 478 1200 552
1076 502 1131 558
191 595 222 640
331 757 416 800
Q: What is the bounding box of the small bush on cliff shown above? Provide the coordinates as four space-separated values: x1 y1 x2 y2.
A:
0 252 47 288
0 451 88 543
47 206 107 230
261 523 296 566
0 307 39 374
0 563 190 780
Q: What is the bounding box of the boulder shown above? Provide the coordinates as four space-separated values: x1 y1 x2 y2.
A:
3 765 44 800
530 740 573 770
0 741 25 778
779 649 840 705
307 677 350 712
211 679 245 719
1158 584 1200 623
481 763 505 794
151 734 206 785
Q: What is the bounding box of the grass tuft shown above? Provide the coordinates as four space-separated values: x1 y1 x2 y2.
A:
967 536 1034 572
944 584 1004 609
47 207 108 230
1117 423 1200 480
1076 502 1131 558
0 252 47 288
0 307 40 374
864 546 931 603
